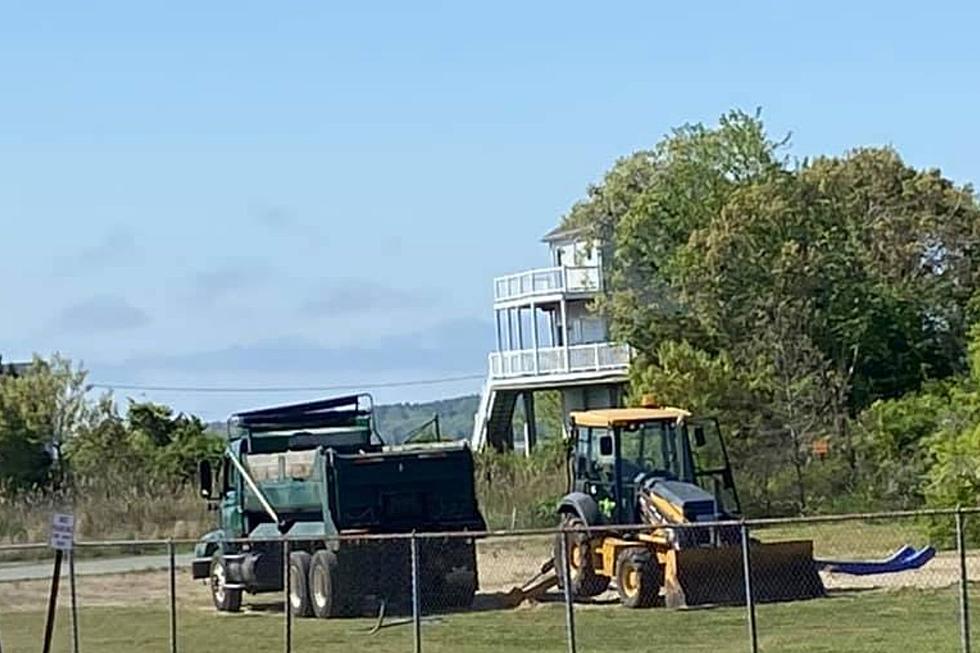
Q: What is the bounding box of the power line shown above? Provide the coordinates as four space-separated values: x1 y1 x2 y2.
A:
89 373 486 394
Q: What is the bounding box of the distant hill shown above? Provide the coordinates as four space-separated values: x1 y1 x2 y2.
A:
206 394 481 443
375 395 479 443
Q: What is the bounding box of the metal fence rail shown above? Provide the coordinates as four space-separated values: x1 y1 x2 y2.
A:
0 507 978 653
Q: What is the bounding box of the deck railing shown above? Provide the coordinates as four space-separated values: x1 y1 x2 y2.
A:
488 342 630 379
492 265 601 303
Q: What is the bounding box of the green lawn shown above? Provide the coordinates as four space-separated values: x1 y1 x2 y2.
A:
1 587 976 653
754 518 930 558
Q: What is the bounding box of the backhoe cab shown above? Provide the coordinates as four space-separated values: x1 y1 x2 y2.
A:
554 399 823 608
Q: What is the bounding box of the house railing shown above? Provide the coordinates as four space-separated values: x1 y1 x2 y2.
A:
488 342 630 379
492 265 601 303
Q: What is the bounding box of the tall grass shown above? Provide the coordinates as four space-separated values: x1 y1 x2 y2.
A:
474 445 568 529
0 484 211 545
0 446 570 546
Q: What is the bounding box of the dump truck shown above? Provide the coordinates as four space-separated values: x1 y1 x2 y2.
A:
548 400 824 608
191 394 486 617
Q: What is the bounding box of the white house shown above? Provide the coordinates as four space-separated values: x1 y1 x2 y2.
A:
471 225 630 453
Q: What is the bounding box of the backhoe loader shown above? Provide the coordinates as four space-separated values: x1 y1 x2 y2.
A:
550 400 824 608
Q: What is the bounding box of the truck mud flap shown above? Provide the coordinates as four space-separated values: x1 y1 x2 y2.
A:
664 540 824 608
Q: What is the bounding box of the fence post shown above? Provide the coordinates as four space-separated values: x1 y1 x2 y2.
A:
168 540 177 653
560 529 577 653
957 507 972 653
410 532 422 653
282 538 291 653
69 549 79 653
740 521 759 653
41 549 63 653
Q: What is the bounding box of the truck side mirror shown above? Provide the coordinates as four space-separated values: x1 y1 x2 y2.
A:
199 460 213 499
694 426 706 447
599 435 614 457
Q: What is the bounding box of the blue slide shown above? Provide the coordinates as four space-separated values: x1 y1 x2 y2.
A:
815 545 936 576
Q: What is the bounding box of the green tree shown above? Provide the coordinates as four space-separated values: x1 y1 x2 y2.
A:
66 399 222 492
0 356 90 492
566 110 980 514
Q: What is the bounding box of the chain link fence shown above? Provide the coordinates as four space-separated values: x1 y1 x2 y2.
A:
1 508 979 653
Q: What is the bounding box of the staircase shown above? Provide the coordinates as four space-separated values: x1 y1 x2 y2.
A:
470 381 520 451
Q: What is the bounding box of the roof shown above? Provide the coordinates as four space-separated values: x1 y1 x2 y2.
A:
0 358 32 377
541 224 588 243
570 406 691 428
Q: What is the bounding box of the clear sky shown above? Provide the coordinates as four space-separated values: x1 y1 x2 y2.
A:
3 1 979 418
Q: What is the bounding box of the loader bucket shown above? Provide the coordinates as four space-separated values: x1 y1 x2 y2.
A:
663 540 824 608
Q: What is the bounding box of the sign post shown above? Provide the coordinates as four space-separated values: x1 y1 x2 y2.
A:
42 513 74 653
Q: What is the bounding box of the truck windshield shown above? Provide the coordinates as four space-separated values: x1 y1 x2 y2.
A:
619 420 686 481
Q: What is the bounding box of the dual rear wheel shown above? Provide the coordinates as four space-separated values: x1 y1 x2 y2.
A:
208 549 345 617
289 550 347 618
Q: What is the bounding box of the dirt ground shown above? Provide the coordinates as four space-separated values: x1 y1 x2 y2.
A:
1 537 976 615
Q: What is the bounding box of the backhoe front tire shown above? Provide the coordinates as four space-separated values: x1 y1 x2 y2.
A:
288 551 313 617
615 548 660 608
554 514 610 598
210 553 242 613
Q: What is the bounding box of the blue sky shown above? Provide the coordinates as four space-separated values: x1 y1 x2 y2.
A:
3 1 980 417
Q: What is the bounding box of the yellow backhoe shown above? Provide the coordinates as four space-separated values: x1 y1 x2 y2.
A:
519 400 824 609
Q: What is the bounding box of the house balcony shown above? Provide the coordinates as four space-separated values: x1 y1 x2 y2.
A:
488 342 631 381
493 265 602 306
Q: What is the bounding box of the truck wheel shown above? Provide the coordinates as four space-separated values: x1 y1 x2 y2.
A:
436 540 477 609
615 548 660 608
554 515 610 598
288 551 313 617
309 550 345 618
210 553 242 613
441 566 477 608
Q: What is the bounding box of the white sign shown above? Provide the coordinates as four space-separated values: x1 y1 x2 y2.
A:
50 513 75 551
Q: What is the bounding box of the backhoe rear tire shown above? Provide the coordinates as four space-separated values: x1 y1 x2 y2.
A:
615 548 660 608
554 514 610 599
288 551 313 617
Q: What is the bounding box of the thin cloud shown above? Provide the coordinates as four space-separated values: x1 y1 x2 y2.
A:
56 226 138 274
187 259 271 306
301 280 435 317
53 295 150 332
252 205 322 242
107 317 492 375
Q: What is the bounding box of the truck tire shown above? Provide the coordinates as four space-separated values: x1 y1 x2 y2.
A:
615 548 660 608
440 541 478 609
554 514 610 598
309 550 346 618
288 551 313 617
210 553 242 613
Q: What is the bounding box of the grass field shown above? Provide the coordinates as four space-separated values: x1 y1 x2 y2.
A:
1 519 974 652
1 586 977 653
755 518 931 558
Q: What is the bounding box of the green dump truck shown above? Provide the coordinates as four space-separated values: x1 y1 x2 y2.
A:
191 394 486 617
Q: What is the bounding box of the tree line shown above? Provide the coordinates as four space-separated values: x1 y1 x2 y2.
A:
564 110 980 517
0 356 223 496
